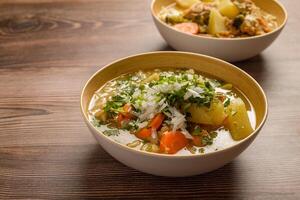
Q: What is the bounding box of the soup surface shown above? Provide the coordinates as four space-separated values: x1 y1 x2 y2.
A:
158 0 278 38
88 69 256 155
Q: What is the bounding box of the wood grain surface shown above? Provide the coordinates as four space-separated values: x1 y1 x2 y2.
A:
0 0 299 199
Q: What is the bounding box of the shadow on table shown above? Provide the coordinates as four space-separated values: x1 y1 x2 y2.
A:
80 146 243 199
234 54 271 90
154 43 175 51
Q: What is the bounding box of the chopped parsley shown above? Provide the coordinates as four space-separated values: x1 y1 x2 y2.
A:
202 136 213 146
224 98 231 107
199 148 205 153
192 126 202 136
210 131 218 138
103 129 120 136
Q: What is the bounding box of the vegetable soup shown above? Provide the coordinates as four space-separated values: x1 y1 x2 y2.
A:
88 69 256 155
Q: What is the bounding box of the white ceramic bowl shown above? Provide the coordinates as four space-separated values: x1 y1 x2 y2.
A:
81 52 268 177
151 0 287 62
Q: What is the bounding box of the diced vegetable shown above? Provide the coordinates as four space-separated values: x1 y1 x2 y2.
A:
174 22 199 34
166 14 186 24
123 103 131 112
226 98 254 140
208 9 228 35
117 103 133 128
188 100 227 126
122 103 132 118
117 113 131 128
192 129 215 147
149 113 165 129
233 14 245 28
136 113 164 140
136 128 152 140
117 113 124 127
218 0 240 19
192 136 204 147
160 131 188 154
176 0 199 8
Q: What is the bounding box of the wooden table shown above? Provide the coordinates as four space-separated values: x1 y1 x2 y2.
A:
0 0 299 199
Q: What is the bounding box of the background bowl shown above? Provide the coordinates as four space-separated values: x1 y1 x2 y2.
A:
151 0 287 62
81 52 268 177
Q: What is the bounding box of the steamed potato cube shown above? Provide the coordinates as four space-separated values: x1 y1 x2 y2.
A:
226 98 254 140
218 0 239 19
176 0 199 9
188 100 227 126
208 9 228 35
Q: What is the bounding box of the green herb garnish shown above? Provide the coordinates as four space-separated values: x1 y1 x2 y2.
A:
202 136 213 146
224 98 231 107
192 127 202 136
199 148 205 153
103 129 120 136
210 131 218 138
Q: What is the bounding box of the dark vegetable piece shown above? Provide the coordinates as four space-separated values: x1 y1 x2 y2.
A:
233 14 245 28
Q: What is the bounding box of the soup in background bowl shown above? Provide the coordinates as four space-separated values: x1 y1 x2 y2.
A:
81 51 268 177
151 0 287 62
158 0 278 38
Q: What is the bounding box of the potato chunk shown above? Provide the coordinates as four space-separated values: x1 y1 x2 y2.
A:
218 0 239 19
176 0 199 9
208 9 228 35
226 98 254 140
188 100 227 126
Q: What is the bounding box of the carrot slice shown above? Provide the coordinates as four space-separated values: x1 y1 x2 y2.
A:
122 103 132 118
134 113 164 141
123 103 132 113
117 113 124 128
136 128 152 140
160 131 188 154
117 104 134 127
173 22 199 35
149 113 165 129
